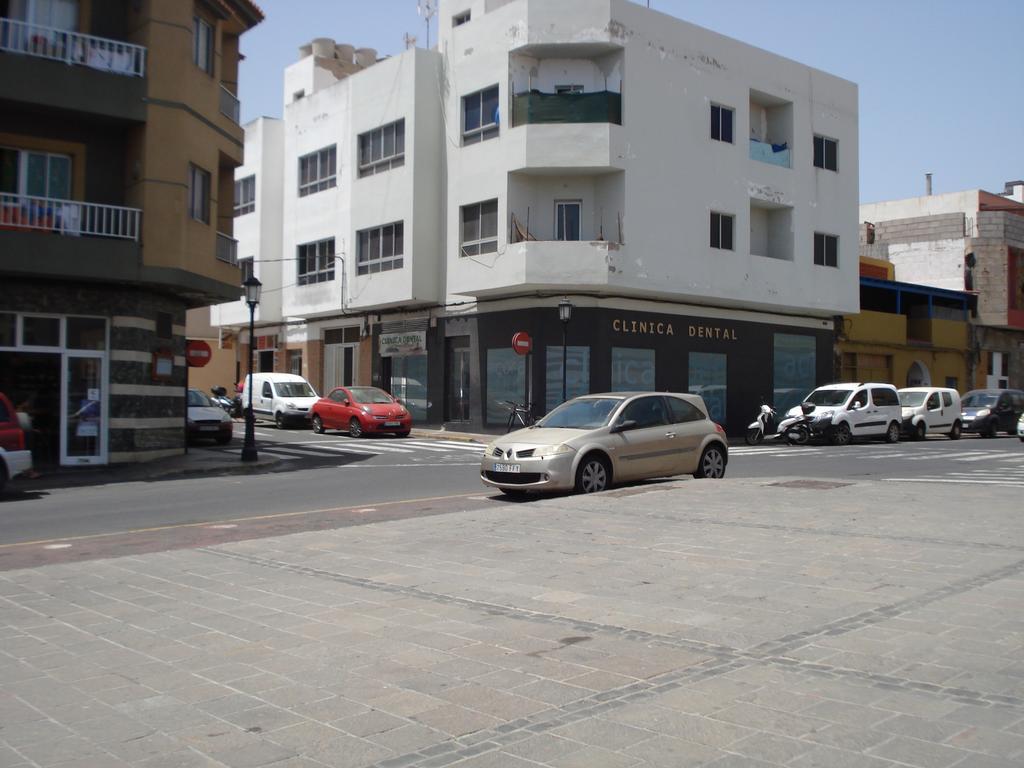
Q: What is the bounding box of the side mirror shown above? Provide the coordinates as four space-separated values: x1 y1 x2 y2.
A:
610 419 638 434
850 401 862 411
342 399 350 406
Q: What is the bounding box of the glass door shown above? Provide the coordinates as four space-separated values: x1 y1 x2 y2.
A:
62 353 105 464
445 336 471 422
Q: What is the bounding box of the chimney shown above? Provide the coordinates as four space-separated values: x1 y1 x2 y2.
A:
1003 180 1024 203
925 173 932 196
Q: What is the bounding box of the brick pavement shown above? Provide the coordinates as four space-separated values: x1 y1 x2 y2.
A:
1 476 1022 767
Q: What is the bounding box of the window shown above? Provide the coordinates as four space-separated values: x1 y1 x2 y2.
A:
288 350 303 376
710 212 733 250
942 391 954 407
453 10 471 26
22 316 60 347
545 346 591 412
689 351 726 423
711 104 734 143
193 16 213 74
814 232 838 268
666 396 705 424
611 348 655 391
188 164 210 223
461 199 498 256
358 120 405 177
297 238 335 285
555 84 583 94
239 256 254 284
813 135 838 171
462 85 499 145
871 387 899 407
773 334 816 415
156 312 173 340
619 396 668 429
298 145 337 197
926 393 941 411
486 348 525 425
555 200 581 241
357 221 404 275
0 147 71 199
234 175 255 215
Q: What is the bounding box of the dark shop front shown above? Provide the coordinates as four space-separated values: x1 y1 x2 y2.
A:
404 305 834 435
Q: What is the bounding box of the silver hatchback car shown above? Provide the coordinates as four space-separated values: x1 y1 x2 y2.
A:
480 392 728 496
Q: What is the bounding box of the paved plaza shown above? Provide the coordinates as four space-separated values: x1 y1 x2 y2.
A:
2 476 1023 767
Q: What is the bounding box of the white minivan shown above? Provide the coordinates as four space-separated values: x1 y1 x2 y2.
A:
897 387 962 440
241 373 319 429
789 382 903 445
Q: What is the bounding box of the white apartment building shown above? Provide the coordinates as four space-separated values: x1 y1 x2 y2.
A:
213 0 859 434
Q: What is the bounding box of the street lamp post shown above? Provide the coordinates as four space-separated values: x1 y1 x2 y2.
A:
240 275 262 462
558 297 573 403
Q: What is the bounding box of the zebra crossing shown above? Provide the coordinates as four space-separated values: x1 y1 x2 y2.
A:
212 436 485 464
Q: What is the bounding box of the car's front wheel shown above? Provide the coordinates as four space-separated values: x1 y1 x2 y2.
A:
914 421 926 440
831 422 852 446
275 412 286 429
949 421 962 440
574 454 610 494
885 422 901 443
694 444 726 479
312 414 324 434
348 417 364 438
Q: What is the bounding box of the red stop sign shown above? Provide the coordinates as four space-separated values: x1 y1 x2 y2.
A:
185 339 213 367
511 331 532 356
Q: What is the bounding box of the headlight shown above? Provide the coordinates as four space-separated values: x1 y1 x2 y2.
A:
537 444 573 459
977 408 991 418
361 405 372 414
286 402 295 409
815 409 834 421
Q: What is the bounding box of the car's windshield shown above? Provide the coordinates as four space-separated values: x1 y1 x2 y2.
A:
276 382 316 398
187 389 212 407
962 393 997 408
539 397 622 429
899 392 927 407
804 389 852 407
348 387 394 404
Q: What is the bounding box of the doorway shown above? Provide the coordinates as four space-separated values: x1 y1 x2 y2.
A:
445 336 471 422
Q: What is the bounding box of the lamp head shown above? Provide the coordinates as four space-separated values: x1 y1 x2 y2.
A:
243 275 262 307
558 297 573 324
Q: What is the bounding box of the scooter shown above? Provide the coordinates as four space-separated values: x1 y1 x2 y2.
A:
746 401 813 445
209 386 237 416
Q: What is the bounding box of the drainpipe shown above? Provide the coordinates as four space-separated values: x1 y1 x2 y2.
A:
925 173 932 196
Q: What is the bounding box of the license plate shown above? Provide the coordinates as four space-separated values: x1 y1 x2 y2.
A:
493 463 520 473
200 426 219 431
384 421 401 427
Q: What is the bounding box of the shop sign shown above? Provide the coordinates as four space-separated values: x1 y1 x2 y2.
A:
611 317 738 341
380 331 426 356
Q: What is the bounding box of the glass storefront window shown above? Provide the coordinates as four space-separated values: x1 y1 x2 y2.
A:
688 351 726 423
611 348 655 391
545 346 590 413
773 333 816 413
67 317 106 350
390 354 428 422
22 316 60 347
0 313 14 347
486 348 526 425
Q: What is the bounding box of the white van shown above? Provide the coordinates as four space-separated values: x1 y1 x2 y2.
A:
788 382 902 445
897 387 962 440
241 373 319 429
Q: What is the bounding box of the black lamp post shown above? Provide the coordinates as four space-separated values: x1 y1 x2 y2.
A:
240 275 262 462
558 297 573 403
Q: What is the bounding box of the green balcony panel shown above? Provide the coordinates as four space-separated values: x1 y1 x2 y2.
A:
512 90 621 127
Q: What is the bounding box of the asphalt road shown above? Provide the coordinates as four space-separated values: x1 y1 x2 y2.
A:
0 427 1020 568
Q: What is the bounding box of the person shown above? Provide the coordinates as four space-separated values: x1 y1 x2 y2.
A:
15 396 42 478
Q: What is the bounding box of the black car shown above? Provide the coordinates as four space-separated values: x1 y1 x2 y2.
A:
960 388 1024 437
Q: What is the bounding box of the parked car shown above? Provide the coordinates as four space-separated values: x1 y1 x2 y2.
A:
480 391 728 497
0 392 33 493
961 388 1024 438
897 387 962 440
788 382 902 445
311 386 412 438
187 388 233 445
240 373 319 429
1018 412 1024 442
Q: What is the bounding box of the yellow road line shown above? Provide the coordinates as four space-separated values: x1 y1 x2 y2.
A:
0 491 487 549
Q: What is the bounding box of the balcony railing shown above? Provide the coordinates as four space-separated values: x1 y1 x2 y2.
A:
511 90 621 127
749 138 790 168
219 85 240 124
216 232 238 265
1 193 140 240
0 17 146 77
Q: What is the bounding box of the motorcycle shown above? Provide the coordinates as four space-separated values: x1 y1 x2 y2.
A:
209 386 238 416
746 401 813 445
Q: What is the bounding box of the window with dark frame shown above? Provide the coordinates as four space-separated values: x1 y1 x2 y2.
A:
188 164 210 224
357 221 404 275
555 200 581 241
710 211 734 250
239 257 254 284
453 10 470 26
288 349 303 376
358 120 405 177
813 135 838 171
462 85 499 145
193 16 213 74
298 145 337 196
814 232 839 267
234 174 255 215
711 103 734 143
461 199 498 256
297 238 335 285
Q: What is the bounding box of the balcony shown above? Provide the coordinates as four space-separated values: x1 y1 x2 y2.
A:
219 85 240 124
0 18 145 76
216 232 239 265
511 90 621 127
1 193 140 240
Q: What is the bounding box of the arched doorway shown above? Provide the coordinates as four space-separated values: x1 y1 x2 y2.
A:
906 361 931 387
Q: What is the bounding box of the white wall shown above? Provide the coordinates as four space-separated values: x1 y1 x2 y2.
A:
861 191 981 222
888 239 967 290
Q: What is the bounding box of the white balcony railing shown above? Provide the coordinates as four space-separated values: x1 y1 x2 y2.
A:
219 85 240 124
0 17 146 77
216 232 238 265
1 193 141 240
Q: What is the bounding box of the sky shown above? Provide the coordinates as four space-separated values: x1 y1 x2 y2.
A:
238 0 1023 205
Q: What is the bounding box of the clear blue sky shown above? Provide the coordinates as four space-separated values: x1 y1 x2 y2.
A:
239 0 1023 204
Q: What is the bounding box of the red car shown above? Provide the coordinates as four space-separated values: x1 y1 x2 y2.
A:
311 386 412 438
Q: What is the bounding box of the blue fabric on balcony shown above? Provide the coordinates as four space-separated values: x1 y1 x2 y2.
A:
749 138 790 167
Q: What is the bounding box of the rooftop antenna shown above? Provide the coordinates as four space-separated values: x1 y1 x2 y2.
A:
417 0 436 49
403 32 417 50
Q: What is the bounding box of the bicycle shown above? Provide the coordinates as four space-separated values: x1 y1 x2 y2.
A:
504 400 536 433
